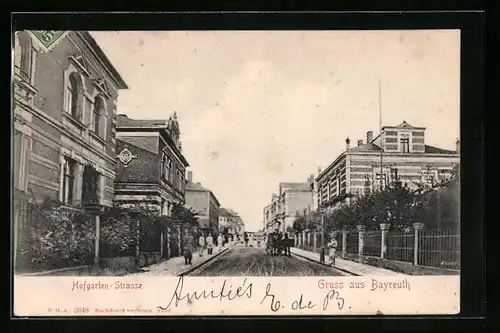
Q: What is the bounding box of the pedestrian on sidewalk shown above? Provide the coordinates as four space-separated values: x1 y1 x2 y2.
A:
206 233 214 255
217 233 224 251
327 232 338 266
183 232 195 265
198 233 206 257
283 233 291 256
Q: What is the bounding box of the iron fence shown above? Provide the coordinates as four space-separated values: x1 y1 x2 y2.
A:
346 232 358 254
363 231 381 257
418 228 460 269
386 230 415 263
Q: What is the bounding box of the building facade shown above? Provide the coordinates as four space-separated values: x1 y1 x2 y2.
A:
219 208 245 236
263 180 315 233
263 194 279 232
113 113 189 215
13 30 127 222
316 121 460 209
185 172 221 233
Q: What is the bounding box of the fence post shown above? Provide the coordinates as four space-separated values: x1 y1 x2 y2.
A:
357 225 366 259
160 226 164 259
413 222 425 265
313 231 317 252
379 223 390 259
166 227 171 259
176 225 181 256
94 215 100 267
301 231 305 247
342 230 347 258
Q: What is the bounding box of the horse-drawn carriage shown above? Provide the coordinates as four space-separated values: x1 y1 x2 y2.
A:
265 233 294 256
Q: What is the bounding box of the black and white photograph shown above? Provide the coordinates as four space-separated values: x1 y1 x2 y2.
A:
13 29 460 279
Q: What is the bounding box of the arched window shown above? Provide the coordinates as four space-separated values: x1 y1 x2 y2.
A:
93 96 105 135
66 73 81 119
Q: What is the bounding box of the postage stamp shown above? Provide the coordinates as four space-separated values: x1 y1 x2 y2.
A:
12 29 460 316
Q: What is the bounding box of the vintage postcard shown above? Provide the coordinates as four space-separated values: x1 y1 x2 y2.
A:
12 29 460 316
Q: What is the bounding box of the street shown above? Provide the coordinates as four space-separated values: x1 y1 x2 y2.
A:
188 246 346 276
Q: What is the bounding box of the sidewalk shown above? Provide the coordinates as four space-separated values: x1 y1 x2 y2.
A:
128 246 229 277
291 247 407 276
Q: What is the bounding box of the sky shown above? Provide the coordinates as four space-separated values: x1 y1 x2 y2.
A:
91 30 460 232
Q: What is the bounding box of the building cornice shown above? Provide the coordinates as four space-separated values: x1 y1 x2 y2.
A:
316 152 347 182
77 32 128 89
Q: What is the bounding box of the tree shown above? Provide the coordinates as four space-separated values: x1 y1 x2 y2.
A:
292 216 306 232
170 203 199 227
18 198 95 272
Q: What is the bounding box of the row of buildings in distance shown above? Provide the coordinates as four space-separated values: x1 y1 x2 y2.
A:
12 30 244 240
263 121 460 233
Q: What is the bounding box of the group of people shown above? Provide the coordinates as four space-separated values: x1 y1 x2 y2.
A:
264 230 339 265
182 231 234 265
265 230 292 256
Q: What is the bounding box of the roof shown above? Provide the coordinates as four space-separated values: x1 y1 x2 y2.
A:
219 207 230 216
116 114 189 167
117 114 168 128
382 120 425 131
220 207 240 217
80 32 128 89
186 181 209 191
279 182 312 192
185 181 221 207
424 145 457 155
350 142 382 152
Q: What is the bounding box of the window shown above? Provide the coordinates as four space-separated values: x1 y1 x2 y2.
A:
13 132 31 191
400 138 410 153
63 157 77 204
162 154 172 181
67 73 80 119
167 160 173 182
93 96 105 136
82 165 100 205
16 32 34 83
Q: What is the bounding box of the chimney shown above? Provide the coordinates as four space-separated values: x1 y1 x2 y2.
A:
345 137 351 151
357 139 363 146
455 138 460 154
367 131 373 143
187 171 193 182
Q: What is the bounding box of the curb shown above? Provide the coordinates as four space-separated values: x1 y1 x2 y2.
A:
291 251 360 276
176 247 230 277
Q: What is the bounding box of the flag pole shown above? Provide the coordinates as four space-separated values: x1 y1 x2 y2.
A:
379 78 384 190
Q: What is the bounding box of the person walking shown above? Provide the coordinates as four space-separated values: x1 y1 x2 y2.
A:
206 233 214 255
183 231 195 265
217 233 224 251
283 233 291 257
198 233 206 257
327 233 338 266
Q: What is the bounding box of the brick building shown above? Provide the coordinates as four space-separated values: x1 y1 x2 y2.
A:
13 31 127 225
316 121 460 209
113 113 189 214
185 172 221 233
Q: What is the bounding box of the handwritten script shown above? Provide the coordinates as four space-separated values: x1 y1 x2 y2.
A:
157 276 253 311
260 283 345 312
157 278 345 313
